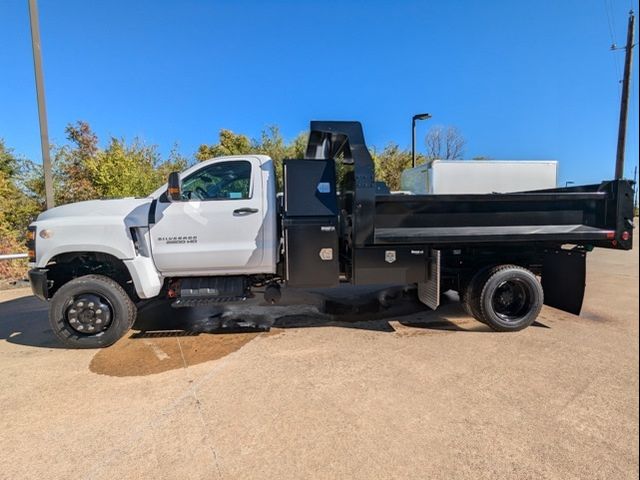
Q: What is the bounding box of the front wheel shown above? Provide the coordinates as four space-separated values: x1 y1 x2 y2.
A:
477 265 543 332
49 274 137 348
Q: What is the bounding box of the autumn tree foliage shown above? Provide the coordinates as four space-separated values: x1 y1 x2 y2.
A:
196 125 307 189
0 121 466 282
0 141 41 282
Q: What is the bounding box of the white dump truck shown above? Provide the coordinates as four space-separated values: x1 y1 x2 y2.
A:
26 121 634 348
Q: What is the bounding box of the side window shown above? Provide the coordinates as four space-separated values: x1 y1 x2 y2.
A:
181 161 252 201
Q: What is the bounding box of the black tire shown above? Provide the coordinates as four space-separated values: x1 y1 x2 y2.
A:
461 266 494 323
460 288 473 317
49 274 137 348
478 265 543 332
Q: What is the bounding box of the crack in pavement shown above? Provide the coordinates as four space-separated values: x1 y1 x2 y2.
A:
176 336 223 479
80 337 252 480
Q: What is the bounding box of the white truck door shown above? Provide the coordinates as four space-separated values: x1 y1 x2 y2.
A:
149 158 266 275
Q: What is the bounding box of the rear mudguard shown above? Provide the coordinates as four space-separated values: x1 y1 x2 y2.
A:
541 249 586 315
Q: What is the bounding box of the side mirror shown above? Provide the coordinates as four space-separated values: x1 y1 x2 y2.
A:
167 172 182 202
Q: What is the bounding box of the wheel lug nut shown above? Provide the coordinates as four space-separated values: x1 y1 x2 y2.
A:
88 302 95 308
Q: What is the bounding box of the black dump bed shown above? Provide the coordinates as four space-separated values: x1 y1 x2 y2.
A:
374 181 634 249
303 121 635 252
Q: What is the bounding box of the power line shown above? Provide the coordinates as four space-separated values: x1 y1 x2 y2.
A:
604 0 618 43
604 0 624 104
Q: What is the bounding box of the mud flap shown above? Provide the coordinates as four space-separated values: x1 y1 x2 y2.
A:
418 249 440 310
542 249 586 315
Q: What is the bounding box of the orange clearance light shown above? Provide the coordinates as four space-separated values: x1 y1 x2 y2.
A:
606 231 615 239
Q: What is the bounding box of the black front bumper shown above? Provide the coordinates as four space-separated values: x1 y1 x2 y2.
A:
28 269 49 301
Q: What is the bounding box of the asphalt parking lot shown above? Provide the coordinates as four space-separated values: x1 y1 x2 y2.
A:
0 243 638 480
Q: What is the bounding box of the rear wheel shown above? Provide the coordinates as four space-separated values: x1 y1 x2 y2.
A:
49 274 136 348
477 265 543 332
461 267 494 323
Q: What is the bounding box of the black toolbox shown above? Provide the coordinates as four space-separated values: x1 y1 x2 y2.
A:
282 159 339 287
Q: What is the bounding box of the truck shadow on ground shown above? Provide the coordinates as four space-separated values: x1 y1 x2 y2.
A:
130 287 491 336
1 287 548 354
0 295 58 348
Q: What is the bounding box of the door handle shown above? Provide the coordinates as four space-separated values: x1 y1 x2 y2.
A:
233 207 259 215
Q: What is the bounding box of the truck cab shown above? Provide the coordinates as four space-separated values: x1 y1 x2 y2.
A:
27 154 281 347
149 155 278 277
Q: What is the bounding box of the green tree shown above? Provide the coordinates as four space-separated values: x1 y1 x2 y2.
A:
0 170 22 249
51 122 188 202
0 139 18 177
0 140 41 281
251 125 288 189
53 121 100 204
158 144 189 182
196 127 308 190
196 129 252 160
0 171 27 281
0 141 41 239
372 143 416 191
86 138 184 198
286 132 308 159
252 126 308 189
0 126 188 281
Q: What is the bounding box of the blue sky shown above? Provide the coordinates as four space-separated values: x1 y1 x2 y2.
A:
1 0 638 185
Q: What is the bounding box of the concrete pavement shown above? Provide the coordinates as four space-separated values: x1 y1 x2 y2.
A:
0 244 637 480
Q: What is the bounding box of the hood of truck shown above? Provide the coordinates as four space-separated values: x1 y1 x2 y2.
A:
36 197 153 227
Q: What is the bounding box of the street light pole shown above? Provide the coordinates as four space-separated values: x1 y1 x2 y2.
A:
411 113 431 168
28 0 54 209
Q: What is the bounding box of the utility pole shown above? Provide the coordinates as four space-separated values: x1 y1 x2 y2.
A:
633 166 638 212
28 0 54 209
614 10 635 180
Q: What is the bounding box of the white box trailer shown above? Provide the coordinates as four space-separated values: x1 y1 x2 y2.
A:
400 160 558 194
